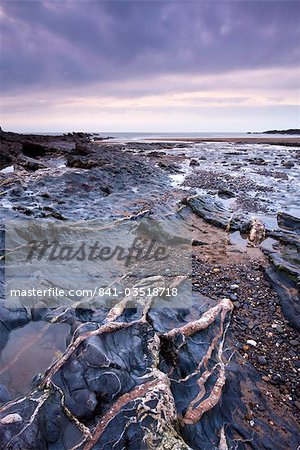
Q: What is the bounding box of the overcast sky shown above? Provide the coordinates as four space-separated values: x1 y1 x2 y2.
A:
1 0 299 132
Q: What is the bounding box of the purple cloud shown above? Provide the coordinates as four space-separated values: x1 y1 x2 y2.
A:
1 0 300 95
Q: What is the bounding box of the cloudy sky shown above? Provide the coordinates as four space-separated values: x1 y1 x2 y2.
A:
1 0 299 132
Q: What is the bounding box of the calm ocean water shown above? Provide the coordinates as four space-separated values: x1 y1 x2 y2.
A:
93 131 300 141
31 131 300 140
100 132 273 140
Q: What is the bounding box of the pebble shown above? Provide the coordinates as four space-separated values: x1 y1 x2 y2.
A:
256 404 265 412
189 158 199 166
290 340 299 346
262 375 270 382
257 356 268 365
230 294 238 301
233 301 241 308
295 401 300 411
247 339 257 347
0 414 23 425
230 284 239 290
272 374 283 384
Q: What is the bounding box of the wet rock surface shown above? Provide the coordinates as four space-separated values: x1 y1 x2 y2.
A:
0 131 299 449
185 195 251 231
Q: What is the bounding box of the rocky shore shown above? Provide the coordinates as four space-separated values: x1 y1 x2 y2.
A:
0 129 299 449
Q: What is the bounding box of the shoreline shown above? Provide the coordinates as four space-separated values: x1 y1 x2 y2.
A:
143 136 300 145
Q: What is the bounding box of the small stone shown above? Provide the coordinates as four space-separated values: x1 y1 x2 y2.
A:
243 345 249 351
212 268 220 273
272 374 283 384
247 339 257 347
230 294 238 301
257 356 268 365
233 301 241 308
257 404 265 412
276 326 284 334
230 284 239 290
0 413 23 425
189 158 199 166
262 375 270 382
295 401 300 411
290 340 299 346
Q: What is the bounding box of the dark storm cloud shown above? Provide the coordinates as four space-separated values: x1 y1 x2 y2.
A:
1 0 300 94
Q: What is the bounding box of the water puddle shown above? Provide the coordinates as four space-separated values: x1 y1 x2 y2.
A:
0 321 70 398
255 213 279 231
169 160 192 188
0 166 14 174
169 172 187 187
0 198 13 210
45 156 67 169
260 237 278 253
229 230 248 250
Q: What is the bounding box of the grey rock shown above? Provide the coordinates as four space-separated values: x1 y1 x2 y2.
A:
257 356 268 365
65 389 97 418
186 195 250 231
0 384 12 404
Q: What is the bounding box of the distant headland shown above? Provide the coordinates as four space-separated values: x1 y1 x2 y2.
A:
247 128 300 135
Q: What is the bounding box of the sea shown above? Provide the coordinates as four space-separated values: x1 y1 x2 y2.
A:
25 131 300 141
